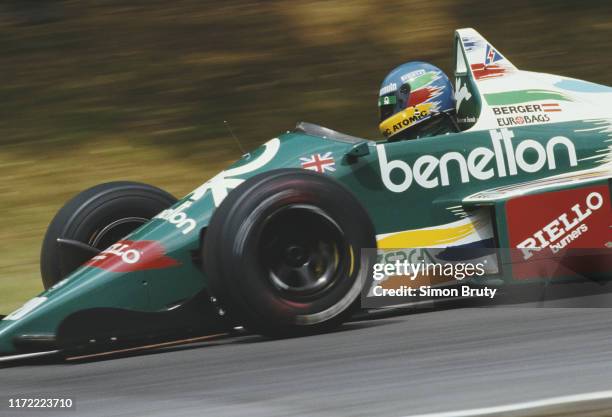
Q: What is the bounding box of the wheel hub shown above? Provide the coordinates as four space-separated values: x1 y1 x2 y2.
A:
284 245 308 266
259 204 348 299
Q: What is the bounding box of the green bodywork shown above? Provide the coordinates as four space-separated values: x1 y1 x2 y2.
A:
1 118 609 355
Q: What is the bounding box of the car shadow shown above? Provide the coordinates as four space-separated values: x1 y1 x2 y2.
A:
62 317 407 364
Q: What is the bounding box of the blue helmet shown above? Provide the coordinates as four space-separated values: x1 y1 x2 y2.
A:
378 62 455 140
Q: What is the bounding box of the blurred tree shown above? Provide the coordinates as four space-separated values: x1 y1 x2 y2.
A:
0 0 610 153
3 0 65 25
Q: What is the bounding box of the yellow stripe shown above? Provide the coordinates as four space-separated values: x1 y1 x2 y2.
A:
377 222 476 249
378 103 432 137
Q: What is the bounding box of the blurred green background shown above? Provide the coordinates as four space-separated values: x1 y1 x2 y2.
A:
1 0 611 313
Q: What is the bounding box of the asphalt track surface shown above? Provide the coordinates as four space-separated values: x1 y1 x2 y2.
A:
2 298 612 417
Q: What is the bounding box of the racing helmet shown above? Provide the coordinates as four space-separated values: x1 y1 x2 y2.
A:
378 61 456 140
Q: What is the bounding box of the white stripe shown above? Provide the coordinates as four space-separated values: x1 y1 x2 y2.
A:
402 391 612 417
0 350 59 363
578 155 605 161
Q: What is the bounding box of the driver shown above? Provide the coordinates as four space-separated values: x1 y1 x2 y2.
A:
378 62 459 141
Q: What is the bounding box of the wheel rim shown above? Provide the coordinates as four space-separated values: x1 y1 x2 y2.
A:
259 204 349 300
89 216 149 249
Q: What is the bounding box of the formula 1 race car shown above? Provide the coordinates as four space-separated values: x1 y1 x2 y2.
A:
1 28 611 359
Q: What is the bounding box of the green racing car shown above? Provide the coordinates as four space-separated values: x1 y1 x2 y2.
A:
1 28 610 360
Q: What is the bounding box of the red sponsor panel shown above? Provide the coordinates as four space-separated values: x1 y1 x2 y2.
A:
507 184 612 279
85 240 180 273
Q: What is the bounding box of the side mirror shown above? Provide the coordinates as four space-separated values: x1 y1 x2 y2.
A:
343 141 370 164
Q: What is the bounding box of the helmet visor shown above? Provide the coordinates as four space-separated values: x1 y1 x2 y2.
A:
378 95 397 122
378 81 412 123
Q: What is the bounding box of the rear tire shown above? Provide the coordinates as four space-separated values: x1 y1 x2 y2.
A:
40 181 177 289
203 169 376 336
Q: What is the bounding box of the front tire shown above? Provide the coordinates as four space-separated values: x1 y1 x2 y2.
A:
40 181 177 289
203 169 376 336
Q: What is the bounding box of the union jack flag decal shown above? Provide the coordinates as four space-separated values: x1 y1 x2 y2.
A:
300 152 336 173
